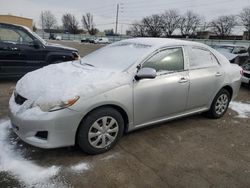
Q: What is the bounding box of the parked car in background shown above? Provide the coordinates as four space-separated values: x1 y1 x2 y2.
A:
81 37 91 43
94 37 109 44
56 35 62 40
213 44 249 65
242 62 250 86
49 33 56 40
9 38 242 155
0 23 79 77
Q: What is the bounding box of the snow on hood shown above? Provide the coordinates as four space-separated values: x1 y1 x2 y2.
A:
15 61 130 107
216 49 238 61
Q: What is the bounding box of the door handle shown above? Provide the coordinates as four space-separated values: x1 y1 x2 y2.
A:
11 47 18 51
178 77 188 83
215 72 222 77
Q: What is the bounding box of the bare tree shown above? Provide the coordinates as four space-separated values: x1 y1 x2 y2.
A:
39 11 57 34
33 22 37 32
210 15 237 38
161 9 181 37
180 11 202 36
142 14 163 37
129 21 147 37
62 13 79 34
82 13 98 35
239 6 250 40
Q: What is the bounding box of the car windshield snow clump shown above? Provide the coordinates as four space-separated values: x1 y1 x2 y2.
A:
81 42 152 71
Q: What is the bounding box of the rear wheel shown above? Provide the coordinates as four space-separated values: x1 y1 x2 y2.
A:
77 107 124 155
207 89 230 119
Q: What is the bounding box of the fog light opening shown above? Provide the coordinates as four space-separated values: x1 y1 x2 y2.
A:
35 131 48 140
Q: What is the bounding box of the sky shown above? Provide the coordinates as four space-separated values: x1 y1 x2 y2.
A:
0 0 249 34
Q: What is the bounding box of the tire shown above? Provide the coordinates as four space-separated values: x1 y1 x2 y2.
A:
206 89 231 119
77 107 124 155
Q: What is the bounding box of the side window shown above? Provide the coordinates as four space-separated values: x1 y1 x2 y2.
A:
143 48 184 73
0 27 33 45
0 28 20 43
189 47 219 69
238 47 247 54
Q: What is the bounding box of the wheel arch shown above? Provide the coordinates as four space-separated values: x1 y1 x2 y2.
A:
75 104 130 145
221 85 233 100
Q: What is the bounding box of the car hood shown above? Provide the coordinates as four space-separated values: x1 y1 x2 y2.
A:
15 61 130 106
45 43 77 51
216 49 238 61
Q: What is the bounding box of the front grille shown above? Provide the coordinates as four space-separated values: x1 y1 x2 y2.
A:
243 72 250 78
14 92 27 105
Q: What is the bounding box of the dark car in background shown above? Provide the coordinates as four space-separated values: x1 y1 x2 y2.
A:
0 23 80 78
213 44 249 65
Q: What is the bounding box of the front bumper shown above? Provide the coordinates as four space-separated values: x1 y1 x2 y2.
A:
242 76 250 84
9 104 83 149
242 70 250 84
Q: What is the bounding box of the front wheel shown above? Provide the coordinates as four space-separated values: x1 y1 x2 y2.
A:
77 107 124 155
207 89 230 119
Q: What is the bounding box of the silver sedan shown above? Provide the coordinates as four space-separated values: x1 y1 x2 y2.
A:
9 38 242 154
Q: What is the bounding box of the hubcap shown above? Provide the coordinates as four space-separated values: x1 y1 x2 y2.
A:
215 94 229 115
88 116 119 149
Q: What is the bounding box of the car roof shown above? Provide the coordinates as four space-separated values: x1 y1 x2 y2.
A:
214 44 245 48
0 22 29 31
120 37 209 49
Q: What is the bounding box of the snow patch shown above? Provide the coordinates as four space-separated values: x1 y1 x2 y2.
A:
70 162 89 173
229 101 250 118
0 120 60 187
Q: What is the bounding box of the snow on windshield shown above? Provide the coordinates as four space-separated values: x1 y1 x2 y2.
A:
81 42 152 71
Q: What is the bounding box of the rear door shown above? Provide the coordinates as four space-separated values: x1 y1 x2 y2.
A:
186 46 224 110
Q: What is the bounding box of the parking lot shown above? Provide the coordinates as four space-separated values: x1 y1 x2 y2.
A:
0 41 250 188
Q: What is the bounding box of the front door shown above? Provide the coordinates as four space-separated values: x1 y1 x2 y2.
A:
0 25 44 76
133 47 189 126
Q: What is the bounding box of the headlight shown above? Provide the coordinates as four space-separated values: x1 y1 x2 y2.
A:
38 96 80 112
73 52 80 60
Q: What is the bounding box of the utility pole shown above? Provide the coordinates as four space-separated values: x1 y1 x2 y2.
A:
41 11 44 39
115 4 119 35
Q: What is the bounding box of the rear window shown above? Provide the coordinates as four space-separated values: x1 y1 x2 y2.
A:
189 47 219 69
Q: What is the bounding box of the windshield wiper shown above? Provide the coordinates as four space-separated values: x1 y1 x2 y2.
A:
83 63 95 67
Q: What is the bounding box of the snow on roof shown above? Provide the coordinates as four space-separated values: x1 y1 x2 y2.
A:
120 37 208 49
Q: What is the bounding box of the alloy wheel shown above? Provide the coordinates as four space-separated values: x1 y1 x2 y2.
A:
88 116 119 149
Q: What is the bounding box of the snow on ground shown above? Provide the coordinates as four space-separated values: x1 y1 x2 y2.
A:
70 162 89 173
0 119 92 187
229 101 250 118
0 120 60 187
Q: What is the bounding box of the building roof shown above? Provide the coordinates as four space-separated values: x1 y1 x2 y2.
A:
0 15 32 21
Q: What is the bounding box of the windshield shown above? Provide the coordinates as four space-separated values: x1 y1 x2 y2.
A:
214 45 234 53
80 42 152 71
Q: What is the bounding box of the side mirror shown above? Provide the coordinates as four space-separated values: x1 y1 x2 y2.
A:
33 39 40 49
135 67 156 81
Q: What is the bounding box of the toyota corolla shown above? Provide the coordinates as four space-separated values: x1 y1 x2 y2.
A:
9 38 242 154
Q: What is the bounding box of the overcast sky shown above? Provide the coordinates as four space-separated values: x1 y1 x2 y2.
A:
0 0 249 34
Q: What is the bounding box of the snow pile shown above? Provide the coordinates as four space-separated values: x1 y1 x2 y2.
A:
0 120 60 187
70 162 89 173
229 101 250 118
